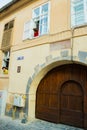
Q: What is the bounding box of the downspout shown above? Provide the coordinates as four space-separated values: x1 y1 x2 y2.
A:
71 28 75 62
69 0 75 63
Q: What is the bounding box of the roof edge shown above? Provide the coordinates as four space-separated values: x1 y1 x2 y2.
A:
0 0 19 13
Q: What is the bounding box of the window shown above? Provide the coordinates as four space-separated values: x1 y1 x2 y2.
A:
2 51 10 74
33 2 50 37
71 0 87 27
4 20 14 31
2 20 14 50
23 2 50 40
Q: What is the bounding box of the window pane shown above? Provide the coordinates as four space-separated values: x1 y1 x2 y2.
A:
72 0 83 5
41 3 48 14
9 20 14 29
40 24 47 35
40 16 48 24
33 7 40 18
74 4 84 12
4 23 8 30
40 15 48 35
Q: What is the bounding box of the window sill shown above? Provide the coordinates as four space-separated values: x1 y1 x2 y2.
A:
71 23 87 29
0 74 9 78
23 33 49 41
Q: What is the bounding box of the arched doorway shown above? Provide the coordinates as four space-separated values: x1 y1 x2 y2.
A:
35 64 85 128
60 80 83 127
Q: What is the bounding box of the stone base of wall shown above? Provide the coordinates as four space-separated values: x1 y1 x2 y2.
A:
5 103 13 117
5 103 25 120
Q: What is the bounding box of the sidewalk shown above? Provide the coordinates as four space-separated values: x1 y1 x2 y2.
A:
0 116 84 130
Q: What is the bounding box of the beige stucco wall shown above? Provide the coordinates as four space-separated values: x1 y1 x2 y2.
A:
0 76 9 90
9 42 71 92
0 0 87 119
0 0 71 98
8 41 71 119
73 36 87 56
0 0 71 48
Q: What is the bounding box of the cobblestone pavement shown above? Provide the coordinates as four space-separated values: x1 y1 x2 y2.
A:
0 116 84 130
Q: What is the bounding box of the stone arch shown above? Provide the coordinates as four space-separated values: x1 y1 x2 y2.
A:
25 60 86 120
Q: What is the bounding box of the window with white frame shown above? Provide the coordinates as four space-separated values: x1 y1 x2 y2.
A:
23 2 50 40
33 2 50 36
2 51 10 70
71 0 87 27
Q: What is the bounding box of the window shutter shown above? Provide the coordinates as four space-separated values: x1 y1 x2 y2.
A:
23 20 36 40
1 29 12 50
30 19 37 29
23 21 31 40
29 19 36 39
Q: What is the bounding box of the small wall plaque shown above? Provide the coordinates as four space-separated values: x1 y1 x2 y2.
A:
17 56 24 60
17 66 21 73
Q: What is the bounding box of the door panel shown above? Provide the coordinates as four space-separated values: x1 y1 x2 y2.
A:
60 81 83 127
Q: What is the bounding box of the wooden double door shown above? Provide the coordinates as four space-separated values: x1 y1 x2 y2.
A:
36 64 85 128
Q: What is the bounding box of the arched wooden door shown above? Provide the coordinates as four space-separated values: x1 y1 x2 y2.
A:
35 64 85 128
60 81 83 128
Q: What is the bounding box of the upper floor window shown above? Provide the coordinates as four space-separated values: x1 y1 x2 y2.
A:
33 2 50 36
1 20 14 50
23 2 50 40
4 20 14 31
71 0 87 27
2 51 10 74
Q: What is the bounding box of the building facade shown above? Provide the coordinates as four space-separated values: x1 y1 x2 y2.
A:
0 0 87 128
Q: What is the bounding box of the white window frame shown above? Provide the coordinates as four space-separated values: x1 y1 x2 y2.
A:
84 0 87 21
23 2 50 40
71 0 87 27
32 2 50 37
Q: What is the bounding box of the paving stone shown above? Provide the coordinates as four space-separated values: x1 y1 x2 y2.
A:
0 116 84 130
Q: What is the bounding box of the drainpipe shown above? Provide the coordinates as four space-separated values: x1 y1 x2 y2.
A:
71 28 75 62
